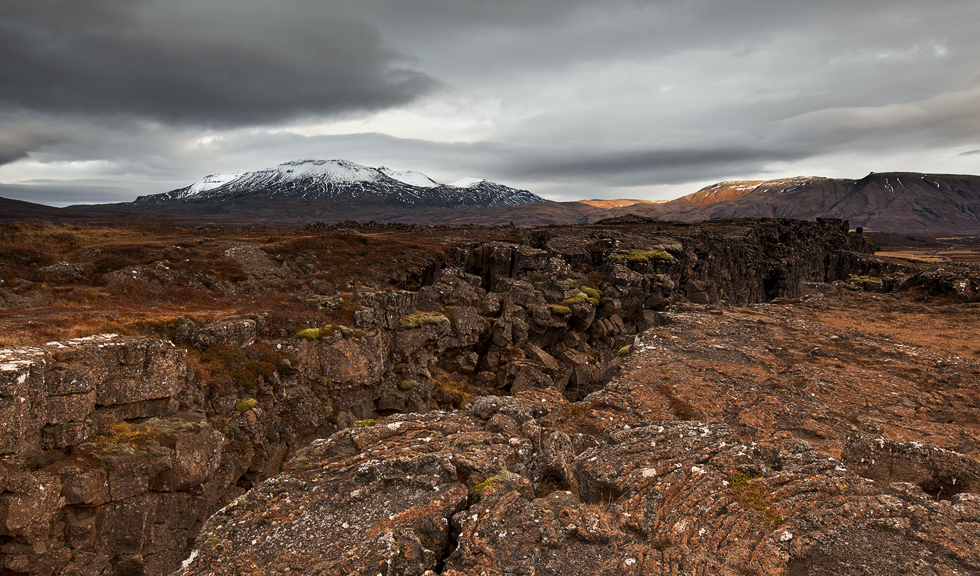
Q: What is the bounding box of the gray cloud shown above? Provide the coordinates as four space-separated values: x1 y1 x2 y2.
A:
0 180 144 207
3 0 980 204
0 123 62 165
0 133 43 165
0 0 438 127
507 147 812 187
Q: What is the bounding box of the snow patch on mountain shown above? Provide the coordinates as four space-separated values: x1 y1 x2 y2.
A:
379 167 439 188
184 172 245 196
139 159 547 210
279 159 380 183
450 177 485 188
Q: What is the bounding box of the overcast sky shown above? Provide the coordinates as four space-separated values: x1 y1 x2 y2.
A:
1 0 978 206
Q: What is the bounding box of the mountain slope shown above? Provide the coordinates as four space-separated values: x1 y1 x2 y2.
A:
616 172 980 233
121 159 546 212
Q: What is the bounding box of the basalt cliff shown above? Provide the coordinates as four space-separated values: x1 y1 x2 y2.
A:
1 218 979 576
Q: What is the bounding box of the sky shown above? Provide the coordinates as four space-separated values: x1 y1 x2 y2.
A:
1 0 979 206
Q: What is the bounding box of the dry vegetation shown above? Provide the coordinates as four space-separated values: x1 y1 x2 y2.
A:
0 222 453 347
872 233 980 265
808 291 980 359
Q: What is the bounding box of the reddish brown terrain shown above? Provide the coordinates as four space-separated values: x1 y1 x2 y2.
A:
578 199 658 209
1 219 979 576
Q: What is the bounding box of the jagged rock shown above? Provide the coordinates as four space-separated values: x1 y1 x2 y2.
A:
491 303 529 348
45 455 109 506
10 217 980 576
104 260 225 293
842 435 980 499
0 471 63 537
223 246 284 279
498 361 555 394
176 400 980 576
355 289 418 330
190 318 257 351
416 267 486 310
38 262 94 283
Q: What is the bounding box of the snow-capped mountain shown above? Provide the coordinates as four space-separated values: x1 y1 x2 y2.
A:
135 159 545 209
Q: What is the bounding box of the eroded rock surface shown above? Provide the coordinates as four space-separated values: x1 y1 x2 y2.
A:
2 218 979 576
176 396 980 576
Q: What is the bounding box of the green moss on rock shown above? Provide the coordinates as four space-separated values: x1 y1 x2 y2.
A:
396 312 450 330
235 398 257 412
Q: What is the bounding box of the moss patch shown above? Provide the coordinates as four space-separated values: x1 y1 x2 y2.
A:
729 472 784 527
235 398 257 412
469 469 515 503
396 312 450 330
848 275 881 285
550 304 571 316
294 325 336 340
562 291 591 306
627 250 673 263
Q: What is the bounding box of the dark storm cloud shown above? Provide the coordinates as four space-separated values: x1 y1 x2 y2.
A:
0 0 437 127
0 133 43 165
509 146 812 186
0 123 62 165
3 0 979 203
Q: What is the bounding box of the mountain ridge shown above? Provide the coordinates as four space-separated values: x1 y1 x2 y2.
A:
612 171 980 233
129 158 546 210
9 165 980 233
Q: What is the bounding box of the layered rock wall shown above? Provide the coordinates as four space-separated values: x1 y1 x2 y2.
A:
0 336 202 575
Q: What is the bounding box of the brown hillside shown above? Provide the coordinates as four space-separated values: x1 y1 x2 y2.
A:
578 198 658 208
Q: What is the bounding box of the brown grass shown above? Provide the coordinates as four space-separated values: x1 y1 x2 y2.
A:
188 342 280 396
0 224 451 347
810 294 980 359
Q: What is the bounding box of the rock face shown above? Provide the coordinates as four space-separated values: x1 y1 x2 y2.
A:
3 217 980 576
0 336 197 576
175 396 980 576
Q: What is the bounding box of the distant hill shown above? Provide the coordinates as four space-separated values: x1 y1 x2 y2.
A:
0 196 134 225
609 173 980 233
578 199 659 209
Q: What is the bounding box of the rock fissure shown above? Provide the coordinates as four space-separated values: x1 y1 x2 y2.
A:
2 218 980 575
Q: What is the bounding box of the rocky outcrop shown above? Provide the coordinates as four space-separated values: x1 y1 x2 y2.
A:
8 217 979 576
0 335 186 460
0 335 203 576
175 395 980 576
